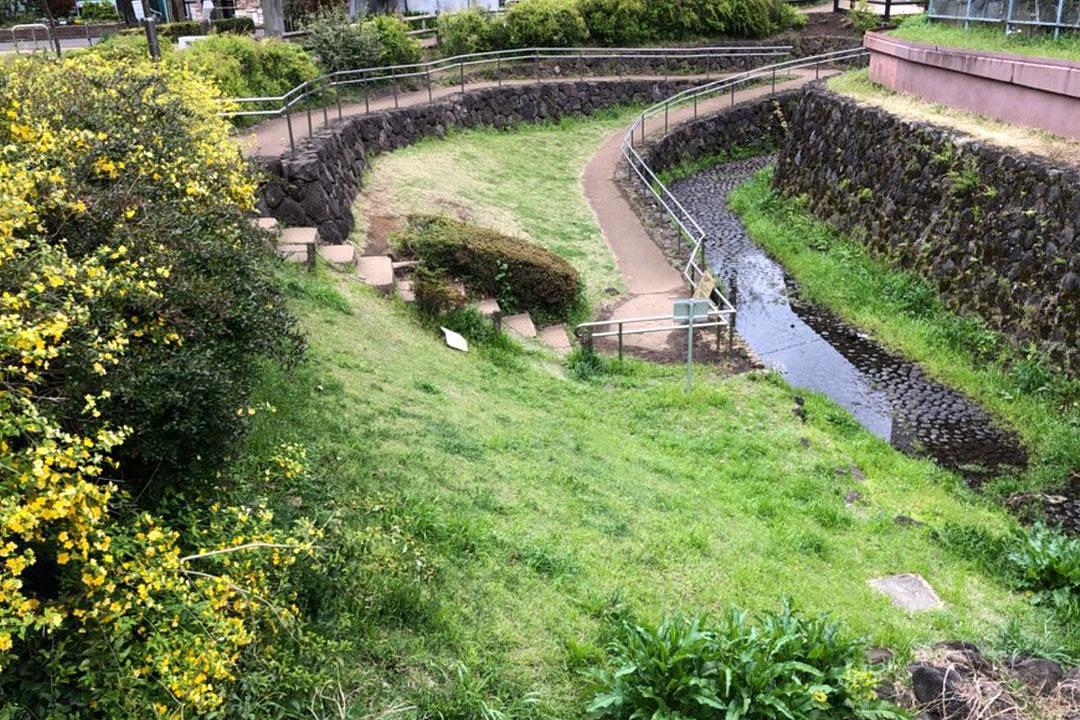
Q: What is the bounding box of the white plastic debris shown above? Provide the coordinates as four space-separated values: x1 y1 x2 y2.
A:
440 327 469 353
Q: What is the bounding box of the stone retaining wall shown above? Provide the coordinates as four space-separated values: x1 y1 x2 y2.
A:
257 79 694 245
775 85 1079 373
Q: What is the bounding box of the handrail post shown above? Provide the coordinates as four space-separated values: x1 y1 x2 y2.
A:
771 68 776 95
460 60 465 94
884 0 892 21
618 322 623 361
579 52 585 82
534 49 540 84
285 110 295 154
705 55 710 81
693 93 698 119
427 67 433 102
731 82 735 106
496 57 502 86
364 82 370 114
664 100 669 133
728 312 735 355
306 102 313 138
336 83 343 119
322 78 329 127
392 70 399 109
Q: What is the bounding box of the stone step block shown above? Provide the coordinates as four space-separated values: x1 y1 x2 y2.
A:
357 255 394 295
396 279 415 303
251 216 280 233
279 226 319 247
318 244 358 271
537 324 572 355
503 312 537 339
474 298 502 319
278 244 312 265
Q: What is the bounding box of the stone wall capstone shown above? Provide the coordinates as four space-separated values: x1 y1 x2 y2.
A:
774 86 1079 374
256 79 697 245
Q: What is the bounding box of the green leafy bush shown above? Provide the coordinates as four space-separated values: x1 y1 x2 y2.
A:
302 7 382 72
213 15 256 34
438 7 496 56
577 0 647 44
588 604 904 720
1008 523 1080 620
367 13 423 65
399 215 581 322
641 0 699 40
79 0 120 21
159 20 202 39
505 0 588 48
414 267 467 317
180 34 318 100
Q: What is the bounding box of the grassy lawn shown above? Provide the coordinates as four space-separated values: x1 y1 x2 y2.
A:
728 168 1080 498
242 263 1068 717
352 109 642 309
826 69 1080 166
888 14 1080 62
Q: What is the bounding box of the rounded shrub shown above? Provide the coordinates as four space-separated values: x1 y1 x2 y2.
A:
302 6 383 73
577 0 648 45
400 215 581 322
180 34 318 100
437 7 495 56
505 0 588 48
366 14 423 65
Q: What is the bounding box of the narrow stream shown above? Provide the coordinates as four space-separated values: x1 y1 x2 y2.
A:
669 157 1027 484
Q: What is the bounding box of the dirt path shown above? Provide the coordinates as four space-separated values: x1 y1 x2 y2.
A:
579 68 828 360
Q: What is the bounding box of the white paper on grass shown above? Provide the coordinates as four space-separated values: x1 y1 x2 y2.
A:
440 327 469 353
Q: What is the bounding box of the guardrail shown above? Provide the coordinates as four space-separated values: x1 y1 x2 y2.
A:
620 46 868 323
927 0 1078 37
222 45 793 152
576 311 735 358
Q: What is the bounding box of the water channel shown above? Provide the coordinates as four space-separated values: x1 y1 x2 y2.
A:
669 156 1028 484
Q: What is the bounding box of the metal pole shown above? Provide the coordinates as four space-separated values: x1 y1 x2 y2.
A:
286 111 295 153
686 312 695 392
579 52 584 81
427 68 433 101
143 18 161 60
306 102 312 137
364 83 370 114
884 0 892 22
664 100 669 133
336 88 343 120
496 57 502 86
618 323 623 361
1005 0 1015 33
731 82 735 106
771 68 776 95
535 49 540 84
460 61 465 94
705 55 710 81
322 79 329 127
693 93 698 119
1054 0 1065 38
963 0 974 29
728 315 734 355
393 71 399 108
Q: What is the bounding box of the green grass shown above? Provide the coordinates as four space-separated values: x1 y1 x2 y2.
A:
728 167 1080 498
237 260 1071 717
889 14 1080 62
353 109 643 308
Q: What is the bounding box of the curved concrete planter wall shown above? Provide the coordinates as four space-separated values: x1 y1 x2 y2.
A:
864 32 1080 139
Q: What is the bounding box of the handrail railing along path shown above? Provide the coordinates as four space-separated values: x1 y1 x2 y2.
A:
618 46 868 334
224 45 794 152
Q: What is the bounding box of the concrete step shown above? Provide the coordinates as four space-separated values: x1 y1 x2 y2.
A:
279 226 319 246
396 279 415 303
537 324 573 355
474 298 502 319
252 216 280 233
317 244 358 271
503 312 537 339
357 255 395 295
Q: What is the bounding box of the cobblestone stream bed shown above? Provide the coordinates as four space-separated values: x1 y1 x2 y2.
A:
668 157 1028 486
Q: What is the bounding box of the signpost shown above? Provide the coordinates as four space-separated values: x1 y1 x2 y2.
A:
673 298 711 391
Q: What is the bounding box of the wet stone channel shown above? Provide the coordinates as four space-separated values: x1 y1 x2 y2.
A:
668 157 1027 485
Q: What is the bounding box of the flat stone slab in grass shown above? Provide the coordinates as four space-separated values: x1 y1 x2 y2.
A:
396 279 415 303
317 244 357 270
357 255 394 295
504 313 537 339
252 216 279 232
277 243 311 264
869 573 944 611
537 324 572 355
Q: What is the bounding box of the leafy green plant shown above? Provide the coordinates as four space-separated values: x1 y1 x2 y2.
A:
79 0 119 21
212 16 256 34
1007 523 1080 620
577 0 648 45
587 604 905 720
438 7 497 56
302 6 382 73
848 0 880 33
367 13 422 65
505 0 589 47
180 34 318 99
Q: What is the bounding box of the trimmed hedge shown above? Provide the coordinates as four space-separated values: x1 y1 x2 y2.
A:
400 215 581 321
213 16 256 34
505 0 589 48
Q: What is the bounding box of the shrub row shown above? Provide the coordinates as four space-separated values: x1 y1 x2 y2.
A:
438 0 803 56
398 215 581 322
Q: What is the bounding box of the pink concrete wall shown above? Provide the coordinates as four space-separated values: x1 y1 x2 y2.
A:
864 32 1080 140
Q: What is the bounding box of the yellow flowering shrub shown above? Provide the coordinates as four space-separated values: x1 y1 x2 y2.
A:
0 54 312 716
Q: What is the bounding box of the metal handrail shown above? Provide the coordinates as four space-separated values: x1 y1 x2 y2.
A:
11 23 50 54
222 44 794 152
576 311 735 359
616 46 868 344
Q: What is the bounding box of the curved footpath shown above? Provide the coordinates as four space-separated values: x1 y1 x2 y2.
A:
579 68 826 359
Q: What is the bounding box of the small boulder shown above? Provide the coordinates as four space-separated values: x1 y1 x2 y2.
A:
910 663 969 720
1009 656 1063 695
